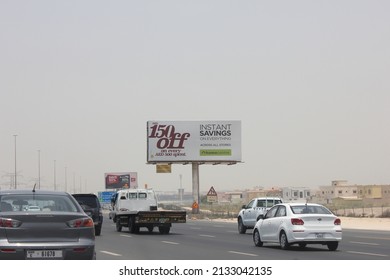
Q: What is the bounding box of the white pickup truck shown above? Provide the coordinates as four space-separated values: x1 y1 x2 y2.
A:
109 188 186 234
237 197 283 234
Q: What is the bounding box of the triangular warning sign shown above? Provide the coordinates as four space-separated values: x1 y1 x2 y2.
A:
207 186 217 196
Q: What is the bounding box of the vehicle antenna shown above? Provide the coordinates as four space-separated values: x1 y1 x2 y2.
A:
33 183 36 193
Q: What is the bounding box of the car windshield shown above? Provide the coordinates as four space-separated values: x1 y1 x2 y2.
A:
0 194 79 212
290 205 332 215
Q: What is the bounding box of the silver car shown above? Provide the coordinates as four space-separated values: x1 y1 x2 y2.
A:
0 189 95 260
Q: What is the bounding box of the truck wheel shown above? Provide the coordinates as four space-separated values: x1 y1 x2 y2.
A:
159 226 170 234
116 219 122 232
238 218 247 234
128 217 140 234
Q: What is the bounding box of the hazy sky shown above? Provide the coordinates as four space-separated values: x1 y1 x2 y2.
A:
1 0 389 194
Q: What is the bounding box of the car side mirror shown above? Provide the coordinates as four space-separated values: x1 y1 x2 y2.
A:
241 204 247 209
257 214 264 221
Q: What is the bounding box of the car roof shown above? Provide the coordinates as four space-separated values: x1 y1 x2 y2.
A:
0 189 70 196
253 197 282 200
276 202 323 207
72 193 98 197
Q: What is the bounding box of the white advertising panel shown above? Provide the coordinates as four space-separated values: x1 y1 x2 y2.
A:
147 121 241 163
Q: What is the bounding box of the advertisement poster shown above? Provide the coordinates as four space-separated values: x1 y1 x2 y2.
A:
104 172 138 189
147 121 241 163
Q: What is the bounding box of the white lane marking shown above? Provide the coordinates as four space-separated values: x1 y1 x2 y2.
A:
100 251 122 256
347 251 388 257
162 241 179 245
120 234 132 238
355 236 390 241
199 234 216 238
228 251 258 257
350 241 379 246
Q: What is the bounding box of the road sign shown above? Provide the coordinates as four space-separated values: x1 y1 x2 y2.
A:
156 164 172 173
207 186 218 203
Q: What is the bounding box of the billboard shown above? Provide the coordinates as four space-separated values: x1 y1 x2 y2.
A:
147 121 241 163
104 172 138 189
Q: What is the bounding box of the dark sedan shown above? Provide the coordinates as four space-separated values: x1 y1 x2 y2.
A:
0 189 95 260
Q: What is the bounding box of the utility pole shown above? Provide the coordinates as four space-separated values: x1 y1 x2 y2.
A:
54 160 56 190
13 135 17 189
37 150 41 189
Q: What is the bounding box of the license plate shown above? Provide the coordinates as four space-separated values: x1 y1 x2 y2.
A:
26 250 63 259
315 233 323 238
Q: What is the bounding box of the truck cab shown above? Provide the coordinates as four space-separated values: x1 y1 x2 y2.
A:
112 189 157 213
237 197 283 234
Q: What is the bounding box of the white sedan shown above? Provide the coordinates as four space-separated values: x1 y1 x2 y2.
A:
252 203 342 251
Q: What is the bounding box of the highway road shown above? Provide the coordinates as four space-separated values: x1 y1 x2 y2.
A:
96 214 390 260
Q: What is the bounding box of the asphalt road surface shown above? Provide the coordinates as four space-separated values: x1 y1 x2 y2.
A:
96 214 390 260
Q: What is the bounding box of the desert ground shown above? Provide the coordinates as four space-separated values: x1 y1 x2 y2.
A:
204 216 390 231
339 217 390 231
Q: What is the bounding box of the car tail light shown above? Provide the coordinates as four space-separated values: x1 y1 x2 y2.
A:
334 218 341 225
73 247 87 253
0 218 21 228
291 218 304 225
67 217 94 228
0 249 16 253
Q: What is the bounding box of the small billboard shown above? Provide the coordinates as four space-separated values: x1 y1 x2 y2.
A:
104 172 138 189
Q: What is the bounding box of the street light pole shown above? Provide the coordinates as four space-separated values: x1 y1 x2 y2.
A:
64 166 67 192
13 135 17 189
54 160 56 190
37 150 41 189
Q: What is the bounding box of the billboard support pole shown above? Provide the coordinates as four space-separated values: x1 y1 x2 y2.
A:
192 162 200 214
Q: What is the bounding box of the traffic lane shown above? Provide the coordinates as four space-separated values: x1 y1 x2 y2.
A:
340 229 390 258
96 216 390 260
96 222 345 260
186 221 390 260
96 221 255 260
236 227 390 260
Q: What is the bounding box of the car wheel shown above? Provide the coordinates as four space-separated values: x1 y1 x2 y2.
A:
95 224 102 236
238 218 247 234
298 243 307 249
327 242 339 251
279 231 290 250
253 229 263 247
116 219 122 232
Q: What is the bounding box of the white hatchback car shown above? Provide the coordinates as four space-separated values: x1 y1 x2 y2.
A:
253 203 342 251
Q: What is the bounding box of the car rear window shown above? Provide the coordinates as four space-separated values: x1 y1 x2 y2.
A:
73 196 98 208
257 199 283 207
0 194 79 212
290 205 332 215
